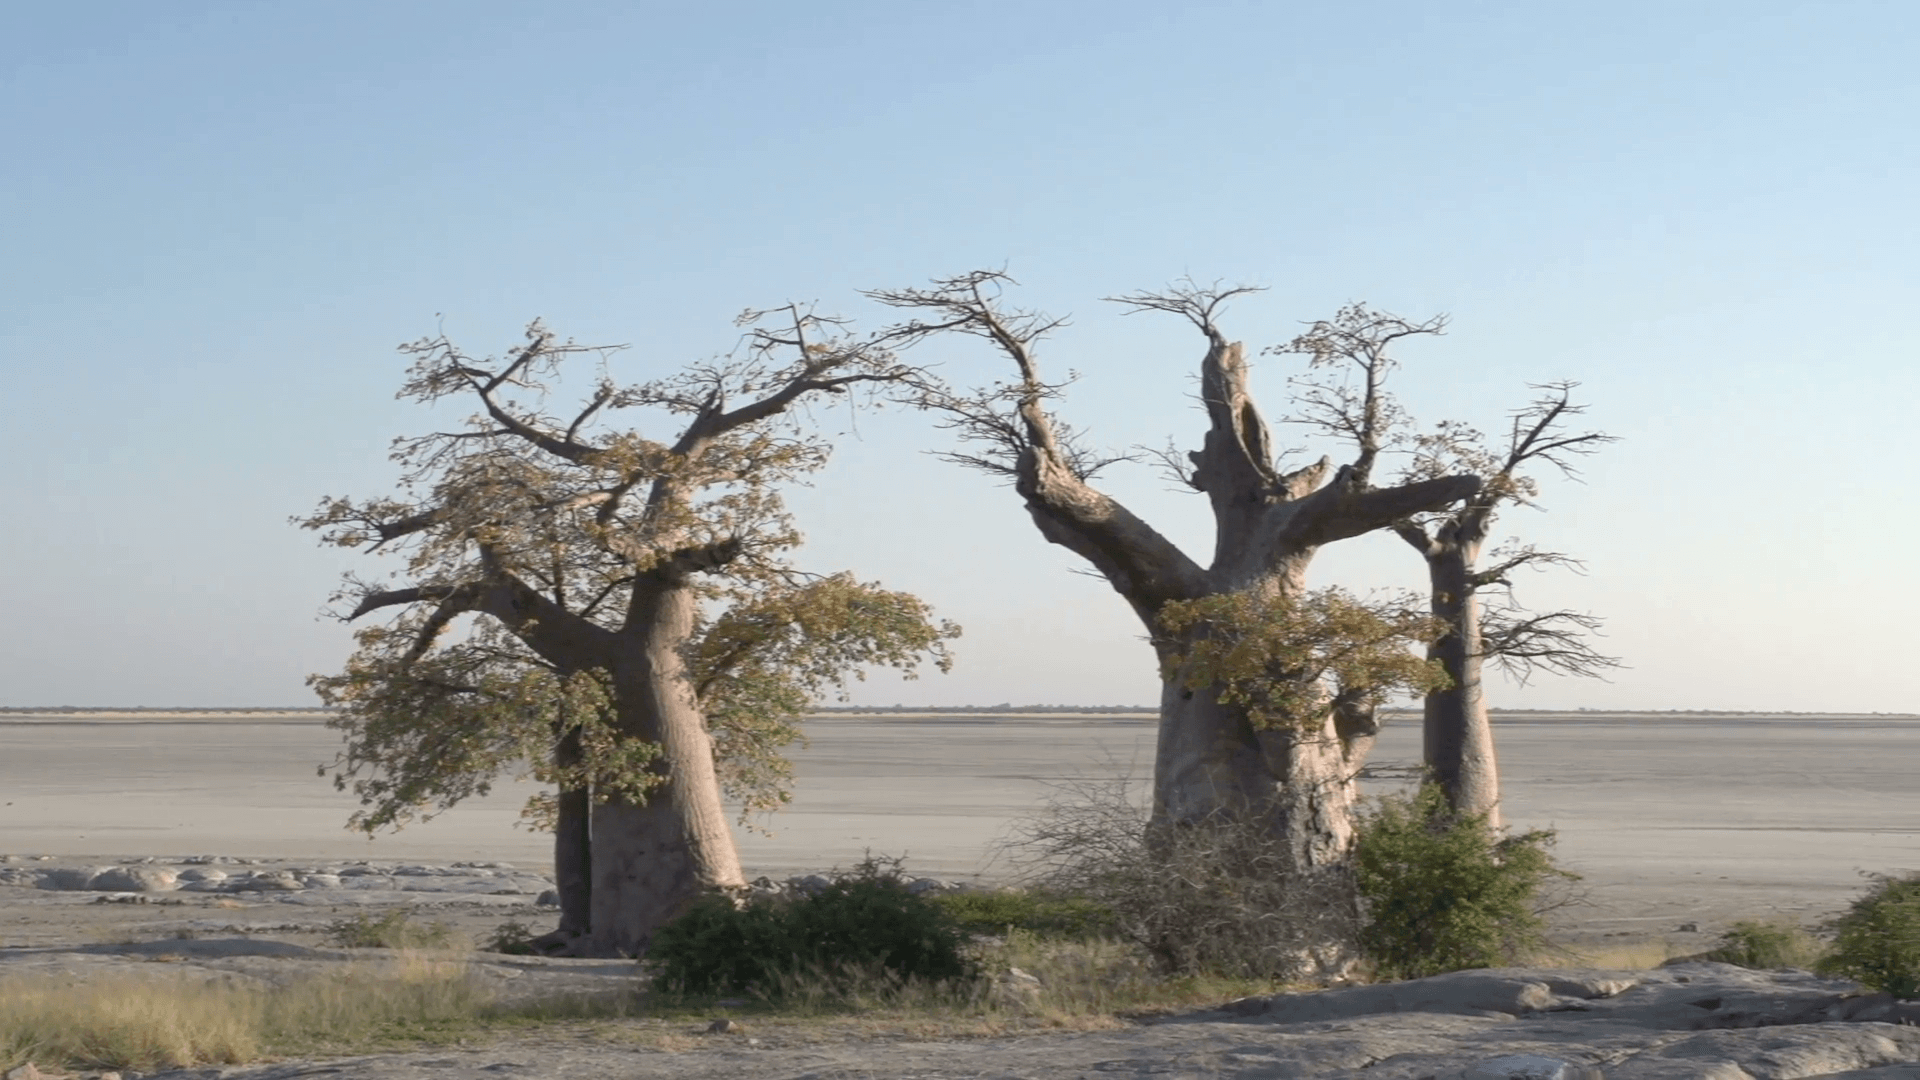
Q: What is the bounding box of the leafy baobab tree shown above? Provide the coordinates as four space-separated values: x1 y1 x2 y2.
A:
873 274 1480 869
301 312 955 957
1390 383 1619 826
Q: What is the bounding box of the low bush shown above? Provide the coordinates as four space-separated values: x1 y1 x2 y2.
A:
323 909 458 951
646 856 974 997
928 889 1117 940
482 920 539 956
1705 919 1825 970
1818 871 1920 998
1353 785 1575 980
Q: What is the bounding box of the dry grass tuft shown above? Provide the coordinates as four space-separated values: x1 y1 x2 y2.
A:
0 955 491 1072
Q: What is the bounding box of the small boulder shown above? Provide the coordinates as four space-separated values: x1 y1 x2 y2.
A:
38 866 113 890
791 874 832 896
89 866 179 892
230 870 303 891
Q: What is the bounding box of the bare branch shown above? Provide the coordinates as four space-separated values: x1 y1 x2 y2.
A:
1273 304 1443 485
875 272 1207 613
1479 604 1623 685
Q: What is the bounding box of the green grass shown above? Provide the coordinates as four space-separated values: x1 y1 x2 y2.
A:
928 889 1118 940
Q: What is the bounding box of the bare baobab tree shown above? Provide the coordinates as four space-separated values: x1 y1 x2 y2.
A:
873 274 1480 874
301 311 955 957
1389 383 1620 826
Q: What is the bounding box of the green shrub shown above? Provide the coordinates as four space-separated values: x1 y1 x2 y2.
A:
1353 785 1575 980
1705 919 1825 970
323 909 457 951
1817 872 1920 998
928 889 1117 940
646 857 974 997
482 920 538 956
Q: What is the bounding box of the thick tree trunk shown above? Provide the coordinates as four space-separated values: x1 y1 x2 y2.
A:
1153 677 1371 867
552 725 593 938
587 579 745 958
1151 559 1380 870
1421 545 1502 828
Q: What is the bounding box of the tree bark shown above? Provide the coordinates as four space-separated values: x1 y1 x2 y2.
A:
552 725 593 938
588 577 745 958
1418 540 1502 828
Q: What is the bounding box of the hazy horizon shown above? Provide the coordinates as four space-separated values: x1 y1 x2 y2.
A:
5 3 1915 713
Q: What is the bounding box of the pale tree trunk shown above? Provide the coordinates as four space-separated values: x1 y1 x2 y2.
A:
1415 536 1502 828
588 578 745 958
1153 677 1377 866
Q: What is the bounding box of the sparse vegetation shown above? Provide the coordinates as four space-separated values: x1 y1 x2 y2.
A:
483 920 539 955
323 909 458 951
1352 784 1575 980
1004 777 1360 982
0 959 490 1073
1817 871 1920 998
1705 919 1826 971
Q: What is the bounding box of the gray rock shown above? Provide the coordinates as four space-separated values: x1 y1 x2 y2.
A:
228 870 303 892
299 873 342 889
1462 1054 1604 1080
88 866 179 892
791 874 832 896
1225 970 1563 1021
37 866 113 890
535 890 560 907
176 867 227 883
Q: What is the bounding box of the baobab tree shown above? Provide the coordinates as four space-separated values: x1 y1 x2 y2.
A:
1389 382 1619 826
873 274 1480 871
301 311 955 957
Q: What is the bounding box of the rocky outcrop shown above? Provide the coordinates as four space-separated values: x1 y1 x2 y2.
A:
18 858 555 898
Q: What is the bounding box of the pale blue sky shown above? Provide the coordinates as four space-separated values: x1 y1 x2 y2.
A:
3 1 1915 711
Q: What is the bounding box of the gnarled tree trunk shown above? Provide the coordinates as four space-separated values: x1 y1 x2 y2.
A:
588 577 745 957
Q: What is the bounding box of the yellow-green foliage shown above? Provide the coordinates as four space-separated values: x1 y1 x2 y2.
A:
1818 872 1920 998
1354 785 1574 980
1157 587 1446 731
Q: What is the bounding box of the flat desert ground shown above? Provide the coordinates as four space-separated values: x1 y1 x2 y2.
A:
2 709 1915 949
